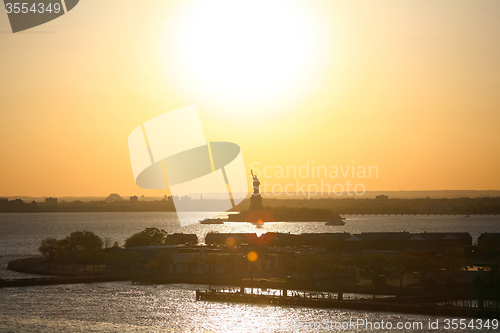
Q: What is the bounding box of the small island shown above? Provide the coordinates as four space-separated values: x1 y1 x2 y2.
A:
228 170 339 222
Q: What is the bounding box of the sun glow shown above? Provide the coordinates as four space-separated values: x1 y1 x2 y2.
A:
162 0 325 108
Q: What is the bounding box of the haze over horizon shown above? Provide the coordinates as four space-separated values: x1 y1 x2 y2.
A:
3 190 500 202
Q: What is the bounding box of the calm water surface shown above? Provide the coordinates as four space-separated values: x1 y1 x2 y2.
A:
0 282 482 333
0 213 498 332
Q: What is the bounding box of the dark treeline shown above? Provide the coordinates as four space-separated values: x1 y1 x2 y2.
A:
0 198 228 213
234 196 500 215
35 228 193 273
2 196 500 214
38 231 108 273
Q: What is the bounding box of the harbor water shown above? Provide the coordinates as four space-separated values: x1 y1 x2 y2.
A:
1 212 499 332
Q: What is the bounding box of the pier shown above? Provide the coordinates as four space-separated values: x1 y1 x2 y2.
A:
2 274 499 319
196 287 500 319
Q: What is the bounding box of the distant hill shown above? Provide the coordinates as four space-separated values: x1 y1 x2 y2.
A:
105 193 124 202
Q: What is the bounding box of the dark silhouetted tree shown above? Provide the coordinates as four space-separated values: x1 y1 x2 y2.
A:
389 254 416 288
124 227 168 248
66 231 103 251
38 237 60 260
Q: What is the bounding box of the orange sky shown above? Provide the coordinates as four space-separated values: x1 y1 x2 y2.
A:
1 0 499 197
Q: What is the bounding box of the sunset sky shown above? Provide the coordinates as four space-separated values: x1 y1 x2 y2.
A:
1 0 499 197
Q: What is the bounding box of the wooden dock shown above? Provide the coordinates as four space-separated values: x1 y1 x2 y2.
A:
196 288 500 319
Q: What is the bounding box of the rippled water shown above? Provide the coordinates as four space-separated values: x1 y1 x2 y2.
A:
1 212 499 255
1 213 499 332
0 282 480 332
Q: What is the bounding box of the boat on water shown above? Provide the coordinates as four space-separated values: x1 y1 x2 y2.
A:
325 218 345 226
199 218 226 225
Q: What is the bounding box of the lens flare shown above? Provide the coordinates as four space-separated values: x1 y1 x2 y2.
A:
226 237 236 247
247 251 258 262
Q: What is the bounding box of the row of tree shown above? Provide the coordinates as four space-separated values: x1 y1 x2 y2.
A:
38 227 171 257
124 227 169 248
37 228 177 271
38 231 109 272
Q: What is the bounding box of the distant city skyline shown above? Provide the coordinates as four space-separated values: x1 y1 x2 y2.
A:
2 189 500 202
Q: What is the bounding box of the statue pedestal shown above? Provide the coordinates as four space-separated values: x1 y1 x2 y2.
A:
249 194 263 211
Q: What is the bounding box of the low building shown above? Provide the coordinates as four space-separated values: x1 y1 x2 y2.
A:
478 232 500 249
297 233 351 251
45 197 58 205
417 232 472 251
167 233 198 245
205 233 256 246
355 232 411 251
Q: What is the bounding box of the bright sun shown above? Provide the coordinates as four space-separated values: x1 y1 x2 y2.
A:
162 0 324 107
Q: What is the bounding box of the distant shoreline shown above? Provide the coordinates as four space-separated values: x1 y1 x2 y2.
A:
1 211 499 216
2 196 500 214
2 190 500 202
0 212 499 217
